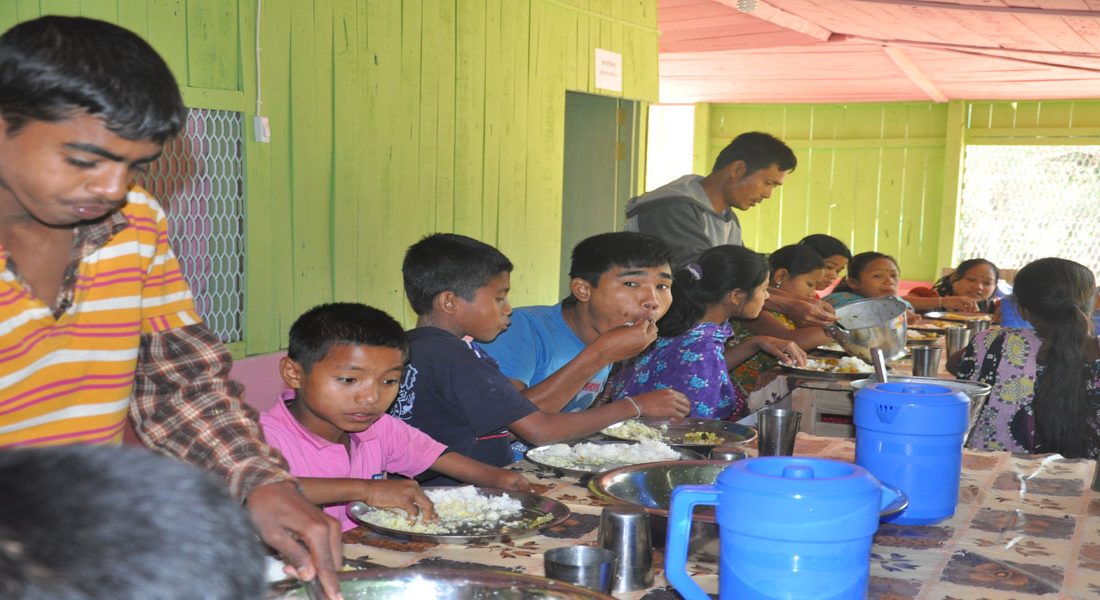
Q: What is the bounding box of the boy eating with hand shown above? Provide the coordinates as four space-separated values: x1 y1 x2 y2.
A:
392 233 690 473
260 302 529 531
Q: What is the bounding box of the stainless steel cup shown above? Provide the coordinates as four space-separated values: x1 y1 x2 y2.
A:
757 408 802 456
967 320 991 335
910 346 942 377
708 446 749 461
944 326 972 358
597 506 653 592
543 546 615 593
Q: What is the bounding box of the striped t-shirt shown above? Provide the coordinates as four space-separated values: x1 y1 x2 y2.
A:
0 188 201 446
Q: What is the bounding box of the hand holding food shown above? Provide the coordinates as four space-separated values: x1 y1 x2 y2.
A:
592 319 659 363
753 335 808 367
358 479 437 524
634 388 691 418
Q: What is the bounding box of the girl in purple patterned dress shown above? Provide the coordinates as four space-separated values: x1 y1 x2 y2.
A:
952 258 1100 458
610 245 803 421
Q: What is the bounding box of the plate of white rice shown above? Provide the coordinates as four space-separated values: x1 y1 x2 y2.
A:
525 440 697 476
347 485 569 543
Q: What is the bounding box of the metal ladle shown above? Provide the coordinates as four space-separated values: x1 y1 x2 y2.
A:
870 347 888 383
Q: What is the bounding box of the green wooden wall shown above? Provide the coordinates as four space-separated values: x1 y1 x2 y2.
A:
1 0 660 356
695 99 1100 283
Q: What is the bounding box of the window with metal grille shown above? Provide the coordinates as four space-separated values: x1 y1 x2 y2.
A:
958 145 1100 278
134 108 245 343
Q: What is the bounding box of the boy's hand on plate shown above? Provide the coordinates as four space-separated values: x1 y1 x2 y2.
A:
754 336 807 367
493 469 532 493
360 479 437 524
592 319 658 363
634 388 691 419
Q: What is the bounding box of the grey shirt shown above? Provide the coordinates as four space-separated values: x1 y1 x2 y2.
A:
623 174 742 268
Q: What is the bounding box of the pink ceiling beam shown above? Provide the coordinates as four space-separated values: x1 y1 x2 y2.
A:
851 0 1100 19
882 45 948 102
714 0 835 41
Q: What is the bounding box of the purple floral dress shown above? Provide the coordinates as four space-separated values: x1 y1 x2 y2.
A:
957 328 1100 456
610 321 745 421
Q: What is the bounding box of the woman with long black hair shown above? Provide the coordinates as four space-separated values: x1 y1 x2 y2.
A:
951 258 1100 458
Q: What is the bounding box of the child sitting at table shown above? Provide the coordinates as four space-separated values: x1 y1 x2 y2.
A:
391 233 691 472
260 302 530 532
951 258 1100 458
608 245 800 420
798 234 852 295
824 251 919 322
904 258 998 313
727 244 829 395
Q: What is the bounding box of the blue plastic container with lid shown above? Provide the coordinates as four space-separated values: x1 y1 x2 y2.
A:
854 381 970 526
665 457 884 599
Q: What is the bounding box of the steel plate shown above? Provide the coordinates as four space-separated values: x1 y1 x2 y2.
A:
347 488 569 544
524 440 701 477
600 417 756 452
779 357 879 381
272 568 616 599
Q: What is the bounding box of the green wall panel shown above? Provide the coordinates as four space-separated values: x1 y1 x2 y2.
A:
699 100 1100 283
701 103 950 282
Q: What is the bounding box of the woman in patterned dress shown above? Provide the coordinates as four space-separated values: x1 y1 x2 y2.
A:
951 258 1100 458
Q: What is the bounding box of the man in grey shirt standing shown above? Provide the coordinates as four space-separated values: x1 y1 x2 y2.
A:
626 131 834 327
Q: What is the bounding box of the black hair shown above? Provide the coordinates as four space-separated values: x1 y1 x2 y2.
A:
711 131 797 175
658 245 769 338
1013 257 1098 458
833 251 897 294
402 233 513 316
568 231 672 287
768 244 825 279
799 234 852 260
288 302 408 373
932 258 1000 298
0 16 185 143
0 445 265 600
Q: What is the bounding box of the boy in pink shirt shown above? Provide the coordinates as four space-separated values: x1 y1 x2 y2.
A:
260 302 529 531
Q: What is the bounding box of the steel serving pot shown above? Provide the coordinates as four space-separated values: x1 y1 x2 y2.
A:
826 297 908 363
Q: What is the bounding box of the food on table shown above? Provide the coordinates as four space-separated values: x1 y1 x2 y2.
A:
531 440 680 471
907 330 939 341
937 312 992 322
601 419 669 441
801 356 874 374
817 341 846 352
914 318 957 330
683 431 721 445
357 486 544 535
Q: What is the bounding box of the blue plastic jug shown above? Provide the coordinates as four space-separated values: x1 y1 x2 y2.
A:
665 457 884 600
854 381 969 526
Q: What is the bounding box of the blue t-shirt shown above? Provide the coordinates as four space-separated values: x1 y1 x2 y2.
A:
391 327 538 469
482 304 610 413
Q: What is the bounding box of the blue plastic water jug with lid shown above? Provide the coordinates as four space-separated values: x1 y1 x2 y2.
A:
664 457 885 599
854 381 969 526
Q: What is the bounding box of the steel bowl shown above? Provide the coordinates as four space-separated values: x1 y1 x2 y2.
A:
589 459 909 548
272 567 617 599
850 376 992 444
826 297 908 363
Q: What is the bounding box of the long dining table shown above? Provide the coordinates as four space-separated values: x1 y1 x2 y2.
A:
339 433 1100 599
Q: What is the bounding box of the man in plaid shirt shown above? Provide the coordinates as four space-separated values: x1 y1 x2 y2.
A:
0 16 342 599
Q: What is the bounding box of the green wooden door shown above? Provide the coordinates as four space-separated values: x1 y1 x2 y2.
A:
560 92 639 297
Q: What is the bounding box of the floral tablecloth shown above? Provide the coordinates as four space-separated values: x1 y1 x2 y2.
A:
341 434 1100 599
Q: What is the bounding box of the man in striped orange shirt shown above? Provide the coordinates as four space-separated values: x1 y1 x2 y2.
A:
0 16 342 599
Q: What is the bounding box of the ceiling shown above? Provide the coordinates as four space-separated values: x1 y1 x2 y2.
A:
656 0 1100 103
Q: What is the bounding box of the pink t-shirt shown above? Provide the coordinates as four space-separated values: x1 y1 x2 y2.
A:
260 393 447 531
